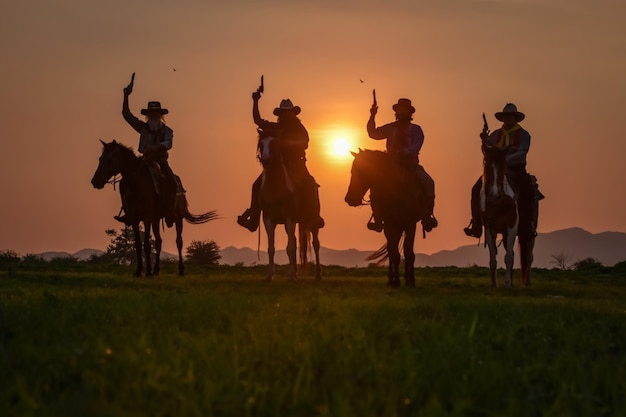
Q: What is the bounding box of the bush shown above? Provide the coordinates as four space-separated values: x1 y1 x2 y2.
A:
0 250 21 267
573 257 604 271
185 240 221 266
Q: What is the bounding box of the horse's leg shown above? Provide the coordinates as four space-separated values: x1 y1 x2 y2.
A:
384 226 401 288
503 228 516 287
132 223 143 277
484 226 498 288
403 223 416 287
176 218 184 276
285 219 297 281
312 227 322 280
264 216 275 281
143 220 153 277
151 221 162 276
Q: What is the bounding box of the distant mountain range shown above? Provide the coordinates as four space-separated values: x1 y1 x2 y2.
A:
40 228 626 269
37 228 626 268
219 228 626 268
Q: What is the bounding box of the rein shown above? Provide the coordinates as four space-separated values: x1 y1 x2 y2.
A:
107 174 121 190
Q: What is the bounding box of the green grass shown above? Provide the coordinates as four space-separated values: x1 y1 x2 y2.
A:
1 265 625 417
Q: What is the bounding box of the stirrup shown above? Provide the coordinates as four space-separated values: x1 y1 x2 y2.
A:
114 214 130 225
464 226 482 238
464 219 482 238
367 221 384 232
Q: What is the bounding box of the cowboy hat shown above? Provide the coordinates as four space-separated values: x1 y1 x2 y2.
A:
495 103 525 122
141 101 169 115
392 98 415 113
273 99 301 116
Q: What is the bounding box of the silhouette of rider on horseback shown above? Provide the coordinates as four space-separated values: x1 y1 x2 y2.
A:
115 74 178 227
366 97 438 233
237 88 324 232
464 103 543 239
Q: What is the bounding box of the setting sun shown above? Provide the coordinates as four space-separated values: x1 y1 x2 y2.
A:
331 137 352 159
317 126 361 162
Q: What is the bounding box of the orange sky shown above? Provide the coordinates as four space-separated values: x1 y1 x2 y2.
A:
2 0 625 256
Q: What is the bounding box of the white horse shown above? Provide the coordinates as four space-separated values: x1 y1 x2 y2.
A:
480 142 519 288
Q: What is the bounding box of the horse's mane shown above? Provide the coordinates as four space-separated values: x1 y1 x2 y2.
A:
352 149 388 169
109 140 139 159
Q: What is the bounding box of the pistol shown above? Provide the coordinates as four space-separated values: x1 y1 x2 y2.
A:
372 89 377 106
482 112 489 135
257 75 264 94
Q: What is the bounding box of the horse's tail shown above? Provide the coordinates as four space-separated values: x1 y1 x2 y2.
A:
176 194 219 224
366 243 389 266
298 223 311 270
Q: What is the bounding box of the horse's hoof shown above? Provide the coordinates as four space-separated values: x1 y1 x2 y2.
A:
265 275 274 282
405 280 415 288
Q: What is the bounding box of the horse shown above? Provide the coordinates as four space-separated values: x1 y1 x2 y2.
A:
256 129 322 281
480 142 518 287
91 140 218 277
345 149 425 287
480 141 537 287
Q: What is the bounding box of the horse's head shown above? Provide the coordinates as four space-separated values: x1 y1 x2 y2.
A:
482 141 513 200
345 149 386 206
256 128 280 168
91 140 134 189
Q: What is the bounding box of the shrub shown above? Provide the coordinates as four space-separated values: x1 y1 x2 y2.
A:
185 240 221 266
573 257 604 271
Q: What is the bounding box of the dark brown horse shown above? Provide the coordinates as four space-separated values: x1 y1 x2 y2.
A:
345 149 424 287
91 140 218 276
480 141 536 287
256 129 322 281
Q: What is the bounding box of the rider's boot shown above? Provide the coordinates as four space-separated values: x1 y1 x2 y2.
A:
464 188 482 238
164 195 176 228
422 200 438 233
422 214 438 233
237 208 260 232
367 215 384 232
114 208 131 225
464 218 482 238
314 216 325 229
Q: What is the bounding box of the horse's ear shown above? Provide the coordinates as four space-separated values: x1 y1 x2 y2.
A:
112 139 117 144
350 151 358 157
99 139 106 146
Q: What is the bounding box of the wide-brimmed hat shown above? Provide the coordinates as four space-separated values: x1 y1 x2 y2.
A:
392 98 415 113
273 99 301 116
141 101 169 115
495 103 525 122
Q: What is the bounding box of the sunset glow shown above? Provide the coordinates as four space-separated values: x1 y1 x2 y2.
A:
331 137 352 159
2 0 625 258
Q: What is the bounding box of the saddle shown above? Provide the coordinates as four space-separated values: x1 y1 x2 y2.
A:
145 159 164 195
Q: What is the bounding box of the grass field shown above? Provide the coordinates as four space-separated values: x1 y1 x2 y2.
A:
1 262 625 417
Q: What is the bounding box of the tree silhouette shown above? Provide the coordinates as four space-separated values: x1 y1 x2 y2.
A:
185 240 221 266
550 252 572 270
104 226 154 265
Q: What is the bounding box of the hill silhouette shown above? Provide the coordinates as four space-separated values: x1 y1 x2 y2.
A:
218 228 626 268
35 228 626 268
